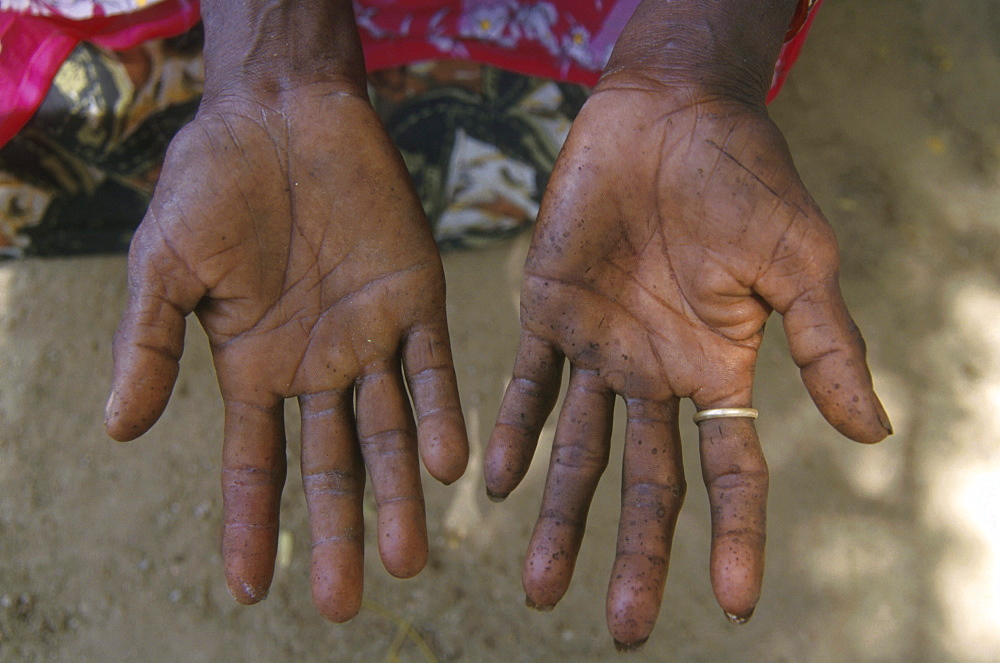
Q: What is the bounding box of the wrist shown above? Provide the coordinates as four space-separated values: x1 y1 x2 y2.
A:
201 0 367 104
601 0 800 106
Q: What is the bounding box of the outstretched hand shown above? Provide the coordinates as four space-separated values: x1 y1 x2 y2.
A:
485 77 891 647
105 82 468 622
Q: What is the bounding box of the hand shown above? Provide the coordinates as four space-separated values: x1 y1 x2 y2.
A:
484 75 891 647
105 81 468 622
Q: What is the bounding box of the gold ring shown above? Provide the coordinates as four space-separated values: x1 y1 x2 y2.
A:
692 408 759 424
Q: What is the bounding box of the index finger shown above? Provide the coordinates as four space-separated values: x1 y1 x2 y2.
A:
484 332 564 501
221 398 287 604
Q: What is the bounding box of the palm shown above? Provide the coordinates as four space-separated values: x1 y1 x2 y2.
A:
486 83 890 646
107 84 468 622
172 97 445 400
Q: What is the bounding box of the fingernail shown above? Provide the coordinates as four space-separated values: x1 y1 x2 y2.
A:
104 392 115 421
525 596 554 612
613 637 648 653
875 398 893 435
486 489 508 503
725 608 754 624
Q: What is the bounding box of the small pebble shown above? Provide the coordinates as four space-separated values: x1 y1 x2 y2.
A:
16 593 34 617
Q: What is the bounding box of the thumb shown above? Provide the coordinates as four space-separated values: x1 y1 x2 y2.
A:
755 212 891 443
105 222 206 441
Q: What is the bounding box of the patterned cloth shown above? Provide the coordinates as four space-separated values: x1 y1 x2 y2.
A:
371 62 587 250
0 26 204 256
1 0 822 146
0 0 822 257
0 45 582 256
0 0 200 145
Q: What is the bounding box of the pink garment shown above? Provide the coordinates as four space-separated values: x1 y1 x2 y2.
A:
0 0 821 147
768 0 823 104
0 0 201 146
354 0 643 86
354 0 822 93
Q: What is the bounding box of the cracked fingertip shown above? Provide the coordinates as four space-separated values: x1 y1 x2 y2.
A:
613 637 648 653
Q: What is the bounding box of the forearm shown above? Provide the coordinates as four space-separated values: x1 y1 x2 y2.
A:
201 0 367 101
604 0 800 104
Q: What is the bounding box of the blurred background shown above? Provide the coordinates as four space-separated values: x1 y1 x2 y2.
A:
1 1 999 660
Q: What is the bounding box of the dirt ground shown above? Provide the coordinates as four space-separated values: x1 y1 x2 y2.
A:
2 1 1000 661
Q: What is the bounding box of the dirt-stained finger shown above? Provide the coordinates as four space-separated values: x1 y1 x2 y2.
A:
221 399 287 605
782 284 892 443
403 322 468 485
755 215 891 444
485 332 564 501
299 389 365 623
355 360 427 579
697 415 768 622
606 397 685 647
522 367 613 609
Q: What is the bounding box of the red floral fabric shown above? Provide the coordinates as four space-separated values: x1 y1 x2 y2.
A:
0 0 822 146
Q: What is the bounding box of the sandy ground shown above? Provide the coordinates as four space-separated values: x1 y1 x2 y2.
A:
2 1 1000 661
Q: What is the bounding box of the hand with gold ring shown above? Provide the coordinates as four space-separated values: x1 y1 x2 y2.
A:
484 0 892 649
